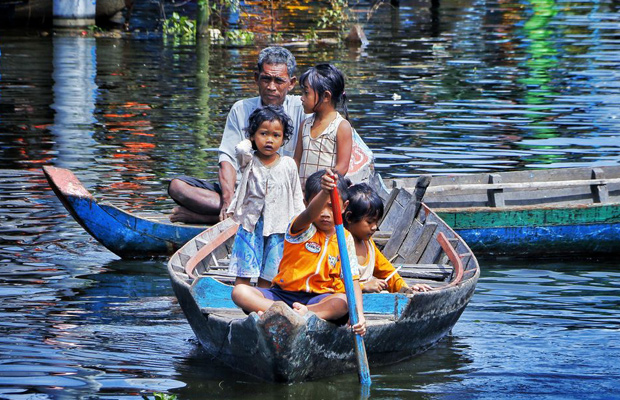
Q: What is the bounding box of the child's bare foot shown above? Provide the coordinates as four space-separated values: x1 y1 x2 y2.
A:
292 302 309 316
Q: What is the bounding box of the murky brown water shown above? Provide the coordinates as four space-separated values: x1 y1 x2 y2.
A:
1 0 619 397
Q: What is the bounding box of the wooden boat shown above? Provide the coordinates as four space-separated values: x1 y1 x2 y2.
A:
372 165 620 257
45 165 620 258
166 185 480 382
42 166 205 259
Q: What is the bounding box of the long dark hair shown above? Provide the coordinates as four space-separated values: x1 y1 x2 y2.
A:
299 63 348 120
343 183 384 228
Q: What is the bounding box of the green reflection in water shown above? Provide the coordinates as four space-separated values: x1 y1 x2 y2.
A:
520 0 559 137
167 41 219 179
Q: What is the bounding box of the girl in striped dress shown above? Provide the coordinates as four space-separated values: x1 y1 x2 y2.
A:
294 63 353 189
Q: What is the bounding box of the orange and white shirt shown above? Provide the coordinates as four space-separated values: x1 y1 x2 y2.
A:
359 239 407 293
272 219 360 294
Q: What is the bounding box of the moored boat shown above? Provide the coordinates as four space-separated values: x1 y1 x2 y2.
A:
166 191 479 382
373 165 620 257
45 165 620 258
42 165 205 259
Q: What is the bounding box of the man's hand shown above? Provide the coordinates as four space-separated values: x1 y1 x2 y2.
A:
218 161 236 222
219 199 231 221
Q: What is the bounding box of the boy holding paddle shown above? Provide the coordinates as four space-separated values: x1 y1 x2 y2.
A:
231 169 366 336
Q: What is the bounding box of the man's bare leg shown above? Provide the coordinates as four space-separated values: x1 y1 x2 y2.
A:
168 179 222 223
170 206 220 224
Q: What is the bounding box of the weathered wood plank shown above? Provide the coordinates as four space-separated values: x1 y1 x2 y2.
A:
412 177 620 194
372 231 390 248
398 263 452 280
591 167 609 203
379 188 412 231
381 197 418 259
389 219 424 263
391 165 620 187
488 173 505 207
417 230 442 264
404 221 437 264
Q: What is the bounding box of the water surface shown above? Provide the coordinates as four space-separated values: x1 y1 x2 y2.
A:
1 0 620 397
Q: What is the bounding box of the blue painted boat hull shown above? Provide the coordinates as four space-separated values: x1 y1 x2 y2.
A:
375 167 620 257
43 166 206 259
455 223 620 256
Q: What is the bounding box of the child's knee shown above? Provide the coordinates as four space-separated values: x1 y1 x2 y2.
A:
231 284 251 303
329 294 349 315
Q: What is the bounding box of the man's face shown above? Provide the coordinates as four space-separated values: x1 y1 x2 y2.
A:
255 63 297 106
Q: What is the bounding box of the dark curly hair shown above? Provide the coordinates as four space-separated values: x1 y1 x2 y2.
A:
343 183 384 227
246 105 294 149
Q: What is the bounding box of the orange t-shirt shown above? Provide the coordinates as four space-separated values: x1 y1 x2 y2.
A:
272 219 360 293
359 239 407 293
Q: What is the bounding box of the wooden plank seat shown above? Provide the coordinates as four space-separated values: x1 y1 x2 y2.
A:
398 263 453 281
201 256 452 282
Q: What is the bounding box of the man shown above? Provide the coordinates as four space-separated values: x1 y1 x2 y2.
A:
168 47 307 223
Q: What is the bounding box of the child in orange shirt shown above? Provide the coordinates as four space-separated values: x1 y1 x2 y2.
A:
231 169 366 335
344 183 431 294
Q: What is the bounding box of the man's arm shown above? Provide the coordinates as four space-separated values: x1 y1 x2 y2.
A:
293 125 304 168
218 161 237 221
217 100 250 221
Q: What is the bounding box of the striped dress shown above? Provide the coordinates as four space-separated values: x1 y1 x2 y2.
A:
298 112 345 188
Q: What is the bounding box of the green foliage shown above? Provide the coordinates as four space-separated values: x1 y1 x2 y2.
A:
197 0 209 11
87 24 104 33
141 392 178 400
271 32 284 42
304 27 319 42
163 12 196 38
209 0 238 12
225 29 255 45
317 0 353 32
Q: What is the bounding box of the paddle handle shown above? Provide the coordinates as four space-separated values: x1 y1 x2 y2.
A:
331 186 372 386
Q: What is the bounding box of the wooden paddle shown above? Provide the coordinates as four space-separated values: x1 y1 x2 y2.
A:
330 185 372 386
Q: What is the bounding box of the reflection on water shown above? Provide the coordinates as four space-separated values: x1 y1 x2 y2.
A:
1 0 620 397
51 36 98 170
